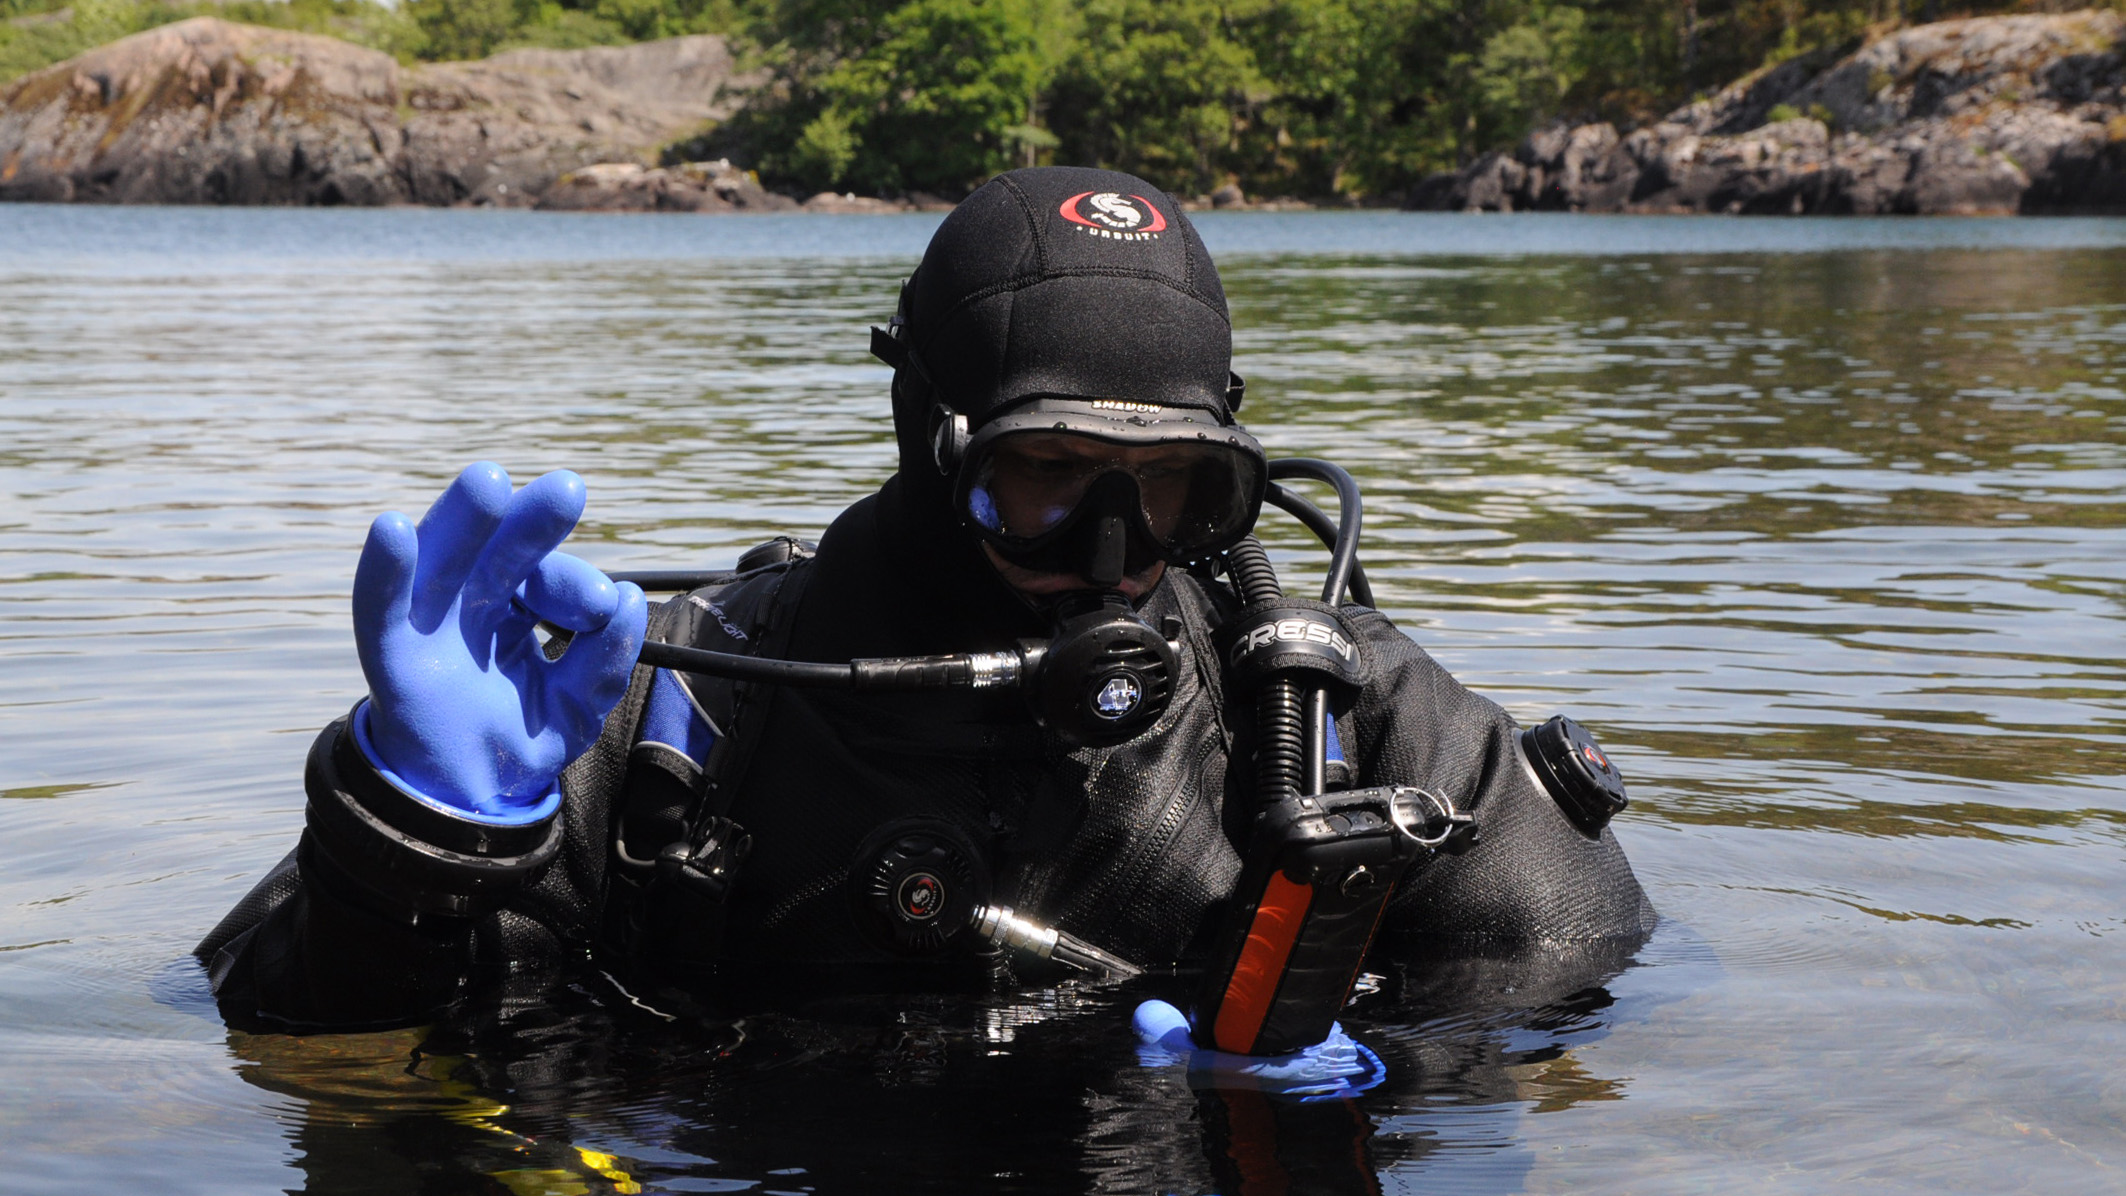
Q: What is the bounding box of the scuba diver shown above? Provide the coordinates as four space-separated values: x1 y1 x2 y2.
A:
194 167 1656 1064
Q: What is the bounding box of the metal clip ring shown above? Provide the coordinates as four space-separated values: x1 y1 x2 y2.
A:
1390 785 1475 849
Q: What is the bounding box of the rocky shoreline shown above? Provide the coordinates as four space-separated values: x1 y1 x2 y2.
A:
0 18 775 208
1410 10 2126 215
0 19 1323 214
9 11 2126 213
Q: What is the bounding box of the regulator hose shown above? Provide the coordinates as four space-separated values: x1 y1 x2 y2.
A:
616 581 1178 753
1225 535 1306 805
1262 484 1374 608
1224 535 1284 606
634 637 1019 691
1265 458 1365 607
613 456 1369 758
1230 459 1367 804
585 575 1026 692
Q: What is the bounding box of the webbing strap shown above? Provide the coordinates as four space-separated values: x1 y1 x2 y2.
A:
684 558 814 843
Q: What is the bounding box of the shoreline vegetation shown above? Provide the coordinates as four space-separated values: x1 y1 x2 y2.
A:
2 2 2124 212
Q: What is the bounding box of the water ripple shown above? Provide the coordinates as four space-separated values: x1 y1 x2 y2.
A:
1 213 2122 1193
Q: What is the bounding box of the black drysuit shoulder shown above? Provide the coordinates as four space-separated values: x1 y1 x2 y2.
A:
1330 608 1657 944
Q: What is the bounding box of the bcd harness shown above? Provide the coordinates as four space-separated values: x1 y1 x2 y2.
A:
599 536 818 979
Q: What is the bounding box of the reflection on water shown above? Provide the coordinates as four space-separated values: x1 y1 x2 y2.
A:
201 943 1666 1195
0 210 2121 1193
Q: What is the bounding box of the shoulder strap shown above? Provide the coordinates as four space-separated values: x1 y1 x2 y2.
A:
687 555 814 833
606 555 814 977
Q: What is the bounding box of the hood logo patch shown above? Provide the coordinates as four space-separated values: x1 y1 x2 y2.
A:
1059 191 1167 241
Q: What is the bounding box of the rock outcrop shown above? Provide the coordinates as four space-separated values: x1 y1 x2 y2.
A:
0 17 761 206
536 159 794 211
1410 10 2126 215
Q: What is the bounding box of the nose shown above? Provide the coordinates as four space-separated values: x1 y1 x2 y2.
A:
1087 514 1128 587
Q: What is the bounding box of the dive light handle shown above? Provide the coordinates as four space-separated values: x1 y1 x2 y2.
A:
1194 785 1468 1056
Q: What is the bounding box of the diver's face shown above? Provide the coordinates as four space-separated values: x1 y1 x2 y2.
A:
972 435 1196 598
981 542 1166 600
974 435 1198 599
978 435 1200 544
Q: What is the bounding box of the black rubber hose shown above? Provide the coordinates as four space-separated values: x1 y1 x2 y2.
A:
612 571 997 690
600 571 856 684
1265 459 1363 607
1257 684 1305 804
1226 536 1305 804
635 639 1004 691
1225 535 1283 606
636 638 860 687
1263 484 1376 608
607 570 739 593
1303 689 1329 796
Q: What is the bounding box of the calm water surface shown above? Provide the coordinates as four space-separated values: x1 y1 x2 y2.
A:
1 207 2122 1194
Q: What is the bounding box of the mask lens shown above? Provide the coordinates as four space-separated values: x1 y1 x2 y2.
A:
965 431 1259 557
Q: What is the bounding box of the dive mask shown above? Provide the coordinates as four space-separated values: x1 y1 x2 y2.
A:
939 398 1267 586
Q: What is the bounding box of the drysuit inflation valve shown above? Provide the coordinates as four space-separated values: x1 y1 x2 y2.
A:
853 820 989 955
1520 714 1628 837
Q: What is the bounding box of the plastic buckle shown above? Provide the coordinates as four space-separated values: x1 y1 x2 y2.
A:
656 816 751 901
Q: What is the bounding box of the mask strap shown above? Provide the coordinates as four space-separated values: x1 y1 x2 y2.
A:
872 313 964 475
868 325 909 370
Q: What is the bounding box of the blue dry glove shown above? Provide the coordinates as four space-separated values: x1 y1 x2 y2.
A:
1133 1000 1386 1102
350 462 648 822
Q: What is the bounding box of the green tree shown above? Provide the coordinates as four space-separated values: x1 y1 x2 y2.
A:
408 0 520 58
1476 4 1587 141
759 0 1041 195
1238 0 1466 197
789 104 859 183
406 0 732 60
1045 0 1263 196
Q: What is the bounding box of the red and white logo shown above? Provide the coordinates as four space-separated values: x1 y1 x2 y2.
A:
898 872 943 920
1059 190 1167 242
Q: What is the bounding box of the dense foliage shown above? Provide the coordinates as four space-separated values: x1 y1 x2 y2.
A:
2 0 2100 199
722 0 2089 199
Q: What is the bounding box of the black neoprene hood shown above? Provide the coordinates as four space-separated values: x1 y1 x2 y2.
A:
894 167 1236 430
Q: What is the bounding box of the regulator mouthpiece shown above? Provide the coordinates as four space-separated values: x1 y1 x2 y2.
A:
1020 592 1179 748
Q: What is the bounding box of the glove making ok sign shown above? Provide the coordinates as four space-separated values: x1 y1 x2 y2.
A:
349 462 648 821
